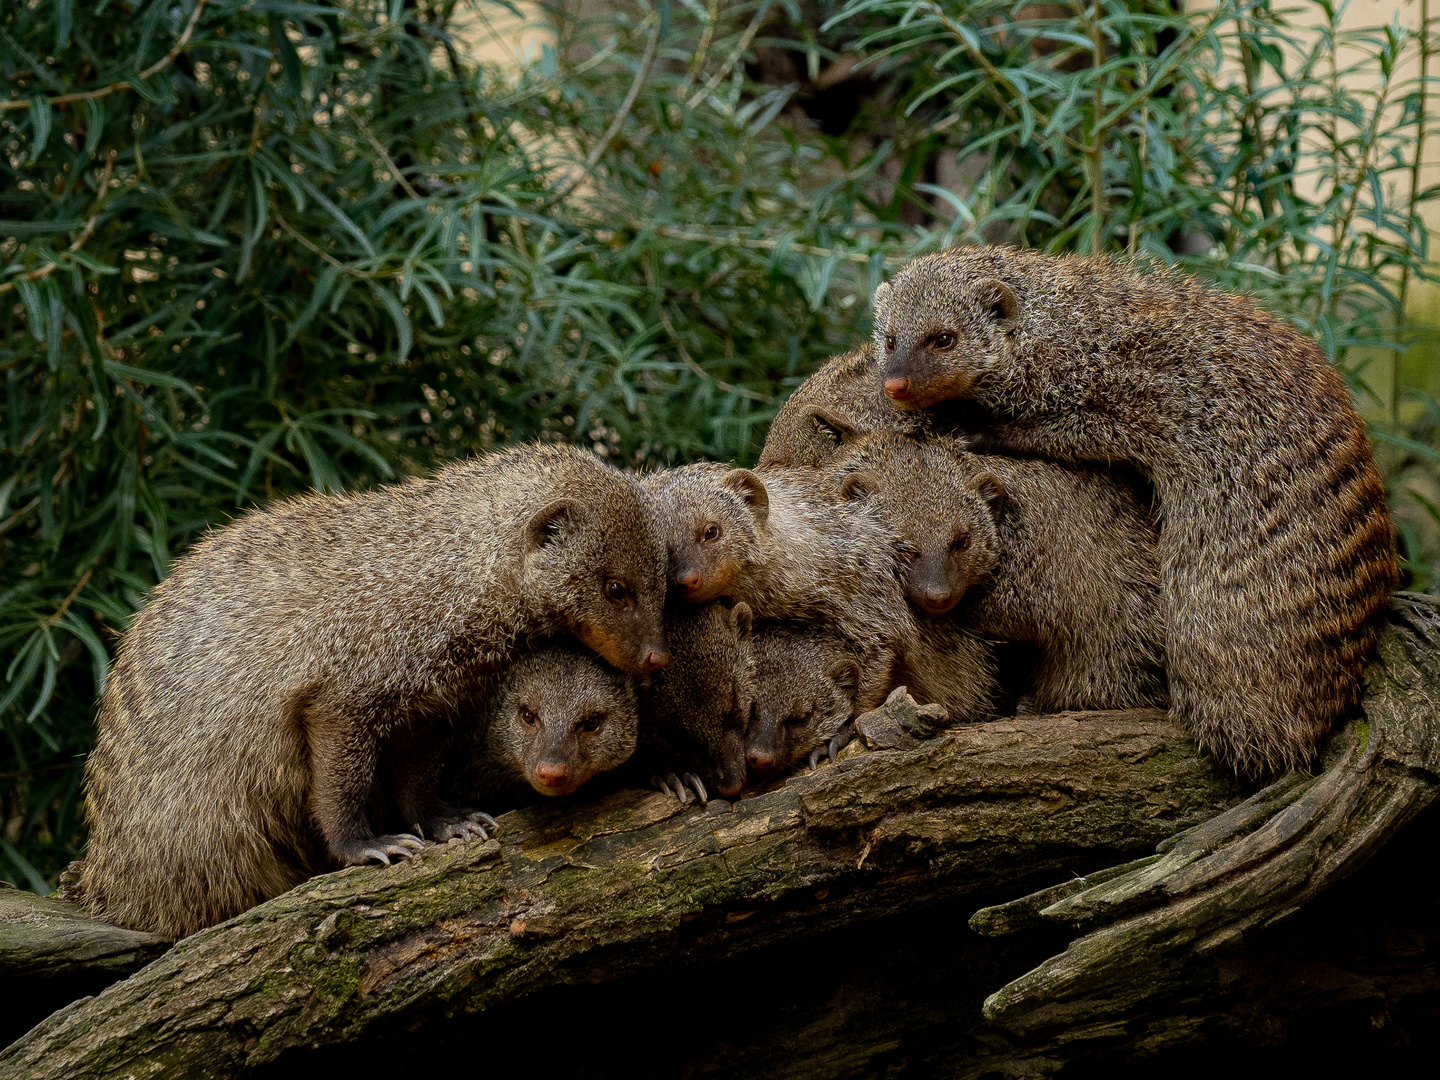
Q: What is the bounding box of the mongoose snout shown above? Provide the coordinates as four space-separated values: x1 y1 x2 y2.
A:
916 585 960 615
567 567 670 675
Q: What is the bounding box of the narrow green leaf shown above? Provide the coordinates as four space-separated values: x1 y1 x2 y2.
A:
27 97 51 163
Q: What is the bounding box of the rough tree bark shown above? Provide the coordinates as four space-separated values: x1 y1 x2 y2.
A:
2 594 1437 1078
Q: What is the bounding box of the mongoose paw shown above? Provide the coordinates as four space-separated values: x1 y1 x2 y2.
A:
336 833 427 867
414 810 500 844
808 722 856 772
651 771 709 805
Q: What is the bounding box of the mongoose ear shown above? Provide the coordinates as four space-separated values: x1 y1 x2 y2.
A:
975 278 1019 329
804 407 859 448
828 658 862 700
525 498 583 553
872 280 893 316
731 601 754 640
967 471 1006 521
723 469 769 525
838 471 879 502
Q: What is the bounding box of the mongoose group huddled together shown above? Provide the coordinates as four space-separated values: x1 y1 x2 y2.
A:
71 247 1399 940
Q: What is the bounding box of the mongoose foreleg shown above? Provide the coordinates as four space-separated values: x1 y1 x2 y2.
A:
303 700 425 866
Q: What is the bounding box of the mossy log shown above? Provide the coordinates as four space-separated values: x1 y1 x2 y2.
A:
2 594 1437 1078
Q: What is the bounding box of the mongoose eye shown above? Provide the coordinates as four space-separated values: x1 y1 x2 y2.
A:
578 713 605 734
702 523 722 543
604 579 630 605
951 532 971 552
884 334 896 352
519 707 538 728
933 332 956 350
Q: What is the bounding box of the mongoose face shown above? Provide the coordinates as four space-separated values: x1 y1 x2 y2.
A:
642 600 755 798
488 645 639 797
746 627 862 776
871 258 1019 410
523 490 671 673
835 436 1004 616
642 465 767 604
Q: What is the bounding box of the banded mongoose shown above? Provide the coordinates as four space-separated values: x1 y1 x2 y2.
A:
836 433 1167 712
746 625 864 776
643 463 999 724
78 444 670 939
459 644 640 806
641 599 757 803
756 343 983 469
874 246 1398 774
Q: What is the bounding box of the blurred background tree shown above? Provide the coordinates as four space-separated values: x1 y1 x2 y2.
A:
1 0 1436 890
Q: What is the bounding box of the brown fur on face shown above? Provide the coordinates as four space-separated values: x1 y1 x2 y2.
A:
746 626 863 776
483 645 638 798
642 464 766 604
836 432 1167 714
837 450 1004 617
78 444 669 939
871 246 1398 773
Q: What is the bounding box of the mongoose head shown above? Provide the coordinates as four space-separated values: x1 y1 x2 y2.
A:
641 600 756 798
642 464 767 604
872 254 1020 410
758 344 912 469
489 645 639 797
522 475 670 675
835 435 1004 616
746 627 862 777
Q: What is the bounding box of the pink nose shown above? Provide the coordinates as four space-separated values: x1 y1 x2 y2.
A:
921 588 957 614
883 377 911 400
536 763 568 788
747 750 776 775
677 570 703 592
641 650 669 672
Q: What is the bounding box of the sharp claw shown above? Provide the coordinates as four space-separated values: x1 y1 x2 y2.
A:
684 773 709 804
361 848 393 865
827 737 841 763
809 745 825 771
469 812 500 831
666 773 693 804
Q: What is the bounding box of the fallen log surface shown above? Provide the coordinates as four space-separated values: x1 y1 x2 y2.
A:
4 594 1437 1078
1 708 1239 1078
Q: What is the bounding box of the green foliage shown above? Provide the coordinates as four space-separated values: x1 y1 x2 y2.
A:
1 0 1436 890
